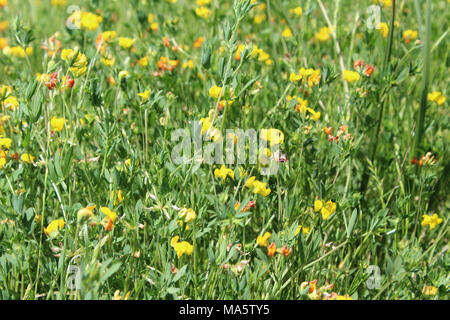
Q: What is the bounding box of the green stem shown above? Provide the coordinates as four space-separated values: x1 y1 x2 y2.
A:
360 0 396 194
413 0 431 158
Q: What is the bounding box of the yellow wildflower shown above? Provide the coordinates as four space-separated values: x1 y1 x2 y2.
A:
137 56 149 67
421 213 443 230
0 137 12 149
320 201 336 220
260 128 284 146
428 91 446 105
314 27 332 42
314 199 324 212
295 225 310 236
113 290 130 300
50 117 65 132
0 37 7 50
291 7 303 16
21 153 35 163
119 37 135 49
79 12 103 31
282 27 293 38
289 72 302 82
343 70 361 83
178 208 197 223
171 236 194 258
403 30 418 44
254 13 266 24
110 190 123 206
101 31 117 42
214 164 234 181
195 6 211 19
377 22 389 38
100 207 117 222
44 218 65 236
77 205 96 220
252 180 271 197
422 285 438 296
138 90 151 103
257 232 271 246
209 85 222 99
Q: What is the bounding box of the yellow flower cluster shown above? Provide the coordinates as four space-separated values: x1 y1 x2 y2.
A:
102 31 117 43
69 11 103 31
256 231 271 246
209 85 223 99
422 285 438 296
21 153 35 163
101 207 117 222
214 165 235 181
3 46 33 58
314 27 332 42
428 91 446 105
421 213 443 230
200 109 222 142
289 67 321 87
138 90 151 103
260 128 284 146
171 236 194 258
343 69 361 83
110 190 123 206
245 176 271 197
0 37 7 50
50 117 65 132
178 208 197 223
0 136 11 169
195 3 211 19
402 30 418 44
235 44 272 65
147 14 158 32
314 199 337 220
253 13 266 24
282 27 293 38
51 0 67 6
1 86 18 111
44 218 65 236
119 37 135 49
374 0 392 8
61 49 88 77
113 290 130 300
295 225 310 236
289 6 303 16
377 22 389 38
288 96 321 121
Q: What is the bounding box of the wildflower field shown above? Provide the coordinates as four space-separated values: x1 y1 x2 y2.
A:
0 0 448 301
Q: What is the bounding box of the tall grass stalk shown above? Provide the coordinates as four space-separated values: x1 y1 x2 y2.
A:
413 0 431 158
360 0 397 195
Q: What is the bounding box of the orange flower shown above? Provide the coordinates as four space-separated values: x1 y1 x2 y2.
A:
353 59 364 71
105 217 114 231
365 64 375 77
279 244 292 257
194 36 204 49
267 242 277 257
163 36 170 47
